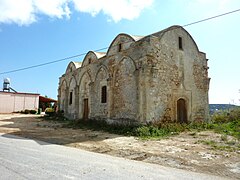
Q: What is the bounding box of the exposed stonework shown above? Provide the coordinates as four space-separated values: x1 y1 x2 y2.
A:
58 25 210 124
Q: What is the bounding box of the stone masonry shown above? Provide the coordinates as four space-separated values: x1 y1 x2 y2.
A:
58 25 210 124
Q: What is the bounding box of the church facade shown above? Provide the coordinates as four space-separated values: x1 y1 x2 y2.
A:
58 25 210 124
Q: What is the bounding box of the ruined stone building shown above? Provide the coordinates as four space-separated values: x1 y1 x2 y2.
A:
58 25 210 124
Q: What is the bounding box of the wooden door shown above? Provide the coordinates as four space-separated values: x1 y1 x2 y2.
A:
177 99 187 123
83 98 89 120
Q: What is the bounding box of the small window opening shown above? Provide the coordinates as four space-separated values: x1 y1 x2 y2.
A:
178 37 183 50
118 43 122 52
101 86 107 103
89 58 92 64
69 91 73 105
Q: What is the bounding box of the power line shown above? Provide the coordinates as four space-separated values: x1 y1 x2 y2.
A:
183 8 240 27
0 8 240 75
0 47 109 75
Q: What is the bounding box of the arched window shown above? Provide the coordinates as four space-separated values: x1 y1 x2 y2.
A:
101 86 107 103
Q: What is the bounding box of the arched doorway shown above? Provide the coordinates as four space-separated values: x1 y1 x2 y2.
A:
79 72 91 120
83 98 89 120
177 98 187 123
112 57 137 119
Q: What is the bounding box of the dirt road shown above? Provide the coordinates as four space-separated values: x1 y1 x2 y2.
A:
0 114 239 179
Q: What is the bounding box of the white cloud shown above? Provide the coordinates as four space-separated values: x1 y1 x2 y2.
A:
0 0 153 26
33 0 71 19
72 0 153 22
0 0 36 25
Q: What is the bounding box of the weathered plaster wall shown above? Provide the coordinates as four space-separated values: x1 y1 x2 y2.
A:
79 71 91 119
59 80 67 113
67 77 77 119
58 25 210 124
92 66 108 119
111 57 138 120
147 26 210 122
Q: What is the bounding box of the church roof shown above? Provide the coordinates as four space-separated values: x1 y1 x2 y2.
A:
72 61 82 68
129 35 145 41
68 25 199 69
93 52 106 59
151 25 181 39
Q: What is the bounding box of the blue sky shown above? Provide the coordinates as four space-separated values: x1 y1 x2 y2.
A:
0 0 239 105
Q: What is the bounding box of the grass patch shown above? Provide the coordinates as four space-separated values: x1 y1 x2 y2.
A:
197 140 240 152
41 108 240 140
199 140 217 146
210 107 240 139
63 119 137 136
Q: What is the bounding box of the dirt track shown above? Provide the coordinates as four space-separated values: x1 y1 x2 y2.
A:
0 114 239 179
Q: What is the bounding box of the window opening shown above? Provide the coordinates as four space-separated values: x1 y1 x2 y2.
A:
69 91 73 105
118 43 122 52
178 37 183 50
101 86 107 103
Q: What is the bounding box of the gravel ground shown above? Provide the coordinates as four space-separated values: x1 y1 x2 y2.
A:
0 114 239 179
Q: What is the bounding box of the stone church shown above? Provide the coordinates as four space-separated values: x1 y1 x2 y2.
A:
58 25 210 124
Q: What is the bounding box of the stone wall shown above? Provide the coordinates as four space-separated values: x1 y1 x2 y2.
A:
58 25 210 124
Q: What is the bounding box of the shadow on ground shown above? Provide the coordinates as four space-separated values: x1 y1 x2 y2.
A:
0 114 121 146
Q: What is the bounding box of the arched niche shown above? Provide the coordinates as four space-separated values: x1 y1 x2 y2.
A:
112 57 137 119
95 65 109 82
59 80 67 112
68 77 77 115
94 66 109 117
79 72 92 119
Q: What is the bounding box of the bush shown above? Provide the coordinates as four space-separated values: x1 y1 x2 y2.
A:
45 108 55 116
42 107 240 140
211 107 240 123
134 123 188 138
135 126 151 137
30 110 37 114
24 109 30 114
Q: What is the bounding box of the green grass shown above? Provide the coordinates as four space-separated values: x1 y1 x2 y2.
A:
42 108 240 140
199 140 217 146
63 119 138 136
197 139 240 152
212 120 240 139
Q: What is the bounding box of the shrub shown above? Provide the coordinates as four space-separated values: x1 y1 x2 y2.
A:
45 108 55 116
30 110 37 114
135 126 151 137
211 107 240 123
134 123 187 138
42 107 240 140
24 109 30 114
